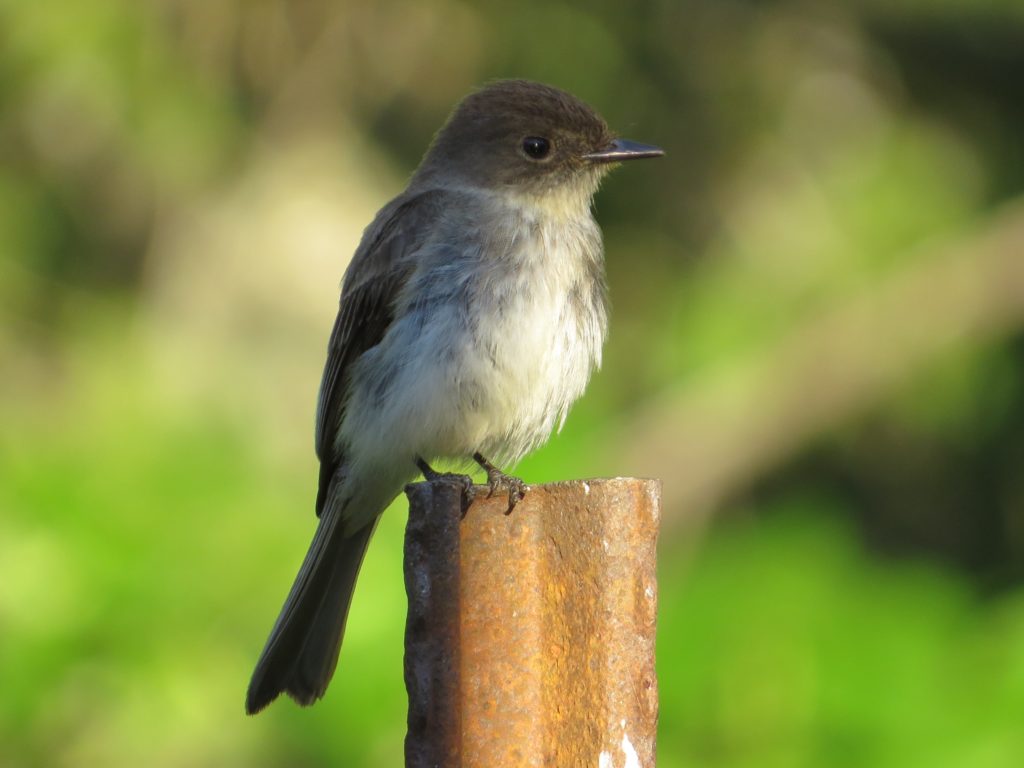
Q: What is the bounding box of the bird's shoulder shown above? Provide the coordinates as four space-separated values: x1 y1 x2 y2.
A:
341 186 484 296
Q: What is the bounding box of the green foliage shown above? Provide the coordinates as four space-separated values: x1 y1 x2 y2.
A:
660 505 1024 766
2 1 1024 765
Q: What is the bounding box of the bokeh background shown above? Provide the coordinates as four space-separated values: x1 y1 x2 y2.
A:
3 1 1024 766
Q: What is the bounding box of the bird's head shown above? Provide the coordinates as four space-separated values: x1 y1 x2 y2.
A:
416 80 663 207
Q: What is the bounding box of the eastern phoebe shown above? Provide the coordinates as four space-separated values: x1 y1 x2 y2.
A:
246 79 662 714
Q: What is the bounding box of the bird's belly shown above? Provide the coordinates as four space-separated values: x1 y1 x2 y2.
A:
453 287 601 465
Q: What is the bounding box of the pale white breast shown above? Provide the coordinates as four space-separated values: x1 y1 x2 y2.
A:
460 198 608 464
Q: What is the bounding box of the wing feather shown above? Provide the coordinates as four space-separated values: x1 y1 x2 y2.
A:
312 190 447 515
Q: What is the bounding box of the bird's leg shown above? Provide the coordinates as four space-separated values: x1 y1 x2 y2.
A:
415 456 475 511
472 452 527 514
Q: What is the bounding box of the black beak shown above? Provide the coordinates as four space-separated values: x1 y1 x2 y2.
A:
584 138 664 163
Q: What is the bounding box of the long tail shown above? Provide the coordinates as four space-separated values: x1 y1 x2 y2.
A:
246 505 379 714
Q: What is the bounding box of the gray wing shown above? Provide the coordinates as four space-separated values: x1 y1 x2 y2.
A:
313 189 447 515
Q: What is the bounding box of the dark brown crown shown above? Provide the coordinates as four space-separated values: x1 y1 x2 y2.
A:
442 80 611 147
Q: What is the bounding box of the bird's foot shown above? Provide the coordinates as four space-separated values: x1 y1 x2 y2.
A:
473 452 527 514
415 456 475 513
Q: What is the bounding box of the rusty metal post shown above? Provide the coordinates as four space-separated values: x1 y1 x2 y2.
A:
404 477 661 768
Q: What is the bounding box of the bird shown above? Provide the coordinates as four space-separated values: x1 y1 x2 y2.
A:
246 79 663 714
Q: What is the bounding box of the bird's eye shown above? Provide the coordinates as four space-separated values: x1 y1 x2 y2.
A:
522 136 551 160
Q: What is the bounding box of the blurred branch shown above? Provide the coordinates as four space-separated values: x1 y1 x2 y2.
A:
618 200 1024 530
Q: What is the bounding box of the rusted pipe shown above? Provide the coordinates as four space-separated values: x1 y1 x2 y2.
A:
404 477 661 768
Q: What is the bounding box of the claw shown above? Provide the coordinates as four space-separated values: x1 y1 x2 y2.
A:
473 452 527 514
416 456 475 515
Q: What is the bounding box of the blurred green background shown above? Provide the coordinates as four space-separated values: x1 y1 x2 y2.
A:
3 1 1024 766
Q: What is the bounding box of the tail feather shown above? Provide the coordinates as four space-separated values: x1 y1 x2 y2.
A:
246 509 379 714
